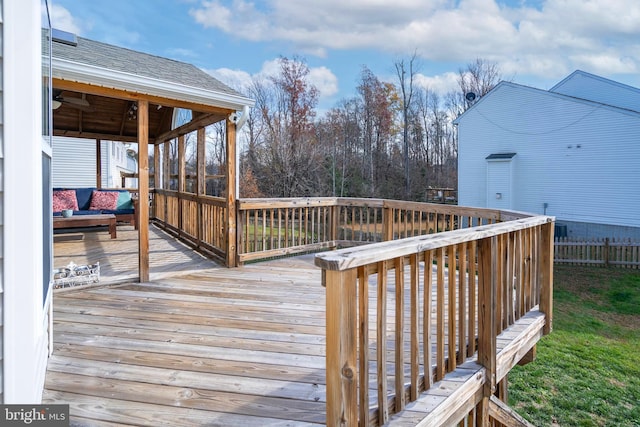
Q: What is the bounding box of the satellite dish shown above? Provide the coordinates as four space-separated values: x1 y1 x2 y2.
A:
465 92 477 102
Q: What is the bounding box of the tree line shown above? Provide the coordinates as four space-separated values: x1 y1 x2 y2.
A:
162 58 503 202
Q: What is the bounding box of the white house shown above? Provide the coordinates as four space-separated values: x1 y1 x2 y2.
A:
455 70 640 239
52 137 138 188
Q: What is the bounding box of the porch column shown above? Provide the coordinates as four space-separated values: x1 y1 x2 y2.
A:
226 118 237 267
138 100 150 282
96 139 102 187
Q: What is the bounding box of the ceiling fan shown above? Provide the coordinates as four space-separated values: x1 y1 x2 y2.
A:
53 90 95 112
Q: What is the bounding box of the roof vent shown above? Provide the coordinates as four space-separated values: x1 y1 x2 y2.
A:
52 28 77 46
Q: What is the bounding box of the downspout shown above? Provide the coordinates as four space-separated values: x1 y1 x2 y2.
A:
233 105 250 198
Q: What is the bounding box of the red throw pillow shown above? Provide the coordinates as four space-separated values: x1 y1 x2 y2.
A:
89 190 119 210
52 190 79 212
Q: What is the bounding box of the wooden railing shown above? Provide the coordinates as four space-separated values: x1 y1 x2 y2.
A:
314 215 555 426
237 198 507 263
153 189 227 259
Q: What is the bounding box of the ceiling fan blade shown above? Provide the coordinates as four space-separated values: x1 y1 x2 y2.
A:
60 96 90 107
61 102 96 113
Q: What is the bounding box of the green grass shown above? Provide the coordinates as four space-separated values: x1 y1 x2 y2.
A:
509 266 640 426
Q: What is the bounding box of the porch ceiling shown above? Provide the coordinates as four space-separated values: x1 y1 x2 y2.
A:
50 30 254 144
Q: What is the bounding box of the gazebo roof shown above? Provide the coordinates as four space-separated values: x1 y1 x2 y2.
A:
51 29 254 143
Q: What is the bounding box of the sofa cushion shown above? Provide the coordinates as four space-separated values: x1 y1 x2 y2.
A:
89 190 119 210
52 189 79 212
102 208 135 215
53 209 102 216
116 190 134 210
75 187 97 210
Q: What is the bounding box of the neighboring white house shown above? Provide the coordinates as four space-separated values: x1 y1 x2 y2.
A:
52 137 138 188
455 70 640 239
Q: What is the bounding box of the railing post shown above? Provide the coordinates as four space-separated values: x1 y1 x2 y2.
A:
330 205 339 243
478 236 497 396
540 221 554 335
383 205 393 241
325 268 358 427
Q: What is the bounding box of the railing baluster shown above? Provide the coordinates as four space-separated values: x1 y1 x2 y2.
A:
409 253 420 401
436 247 446 381
377 260 389 425
358 266 369 427
423 249 434 390
394 256 405 411
448 244 457 372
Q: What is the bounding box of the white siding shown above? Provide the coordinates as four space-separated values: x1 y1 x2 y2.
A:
551 71 640 113
458 81 640 229
3 0 49 402
0 0 4 404
52 136 96 187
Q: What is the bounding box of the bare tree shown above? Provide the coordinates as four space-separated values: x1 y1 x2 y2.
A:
458 58 503 111
395 52 419 198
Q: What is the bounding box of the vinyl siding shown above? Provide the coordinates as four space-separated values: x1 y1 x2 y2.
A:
551 71 640 113
52 137 97 187
0 0 5 404
458 82 640 229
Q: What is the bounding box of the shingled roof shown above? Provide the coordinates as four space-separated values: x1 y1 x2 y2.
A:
52 35 241 97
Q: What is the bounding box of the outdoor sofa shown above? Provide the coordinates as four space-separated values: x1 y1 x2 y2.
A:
52 187 137 228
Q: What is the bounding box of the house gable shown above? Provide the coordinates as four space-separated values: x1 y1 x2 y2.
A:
550 70 640 113
456 72 640 231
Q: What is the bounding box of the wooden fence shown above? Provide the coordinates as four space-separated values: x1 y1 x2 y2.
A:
554 237 640 269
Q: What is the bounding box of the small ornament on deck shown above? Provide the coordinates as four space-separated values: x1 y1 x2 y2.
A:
53 261 100 289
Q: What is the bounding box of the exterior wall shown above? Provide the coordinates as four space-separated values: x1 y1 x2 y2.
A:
2 0 50 402
0 0 4 404
457 82 640 233
53 137 136 188
52 137 96 187
557 220 640 240
551 71 640 113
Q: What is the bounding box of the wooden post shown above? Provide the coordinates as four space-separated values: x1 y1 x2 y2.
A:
478 236 497 396
325 268 358 427
196 127 205 248
383 205 394 241
226 119 237 267
162 140 171 229
154 144 161 189
604 237 610 267
178 135 185 231
137 100 150 283
540 221 554 335
330 205 339 244
96 139 102 188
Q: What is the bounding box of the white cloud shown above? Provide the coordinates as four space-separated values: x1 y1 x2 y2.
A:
415 72 460 97
189 0 640 82
207 58 339 100
49 4 83 34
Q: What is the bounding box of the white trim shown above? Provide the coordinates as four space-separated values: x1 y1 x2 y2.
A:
3 0 49 403
52 58 255 110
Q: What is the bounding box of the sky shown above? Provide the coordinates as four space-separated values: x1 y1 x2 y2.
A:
49 0 640 112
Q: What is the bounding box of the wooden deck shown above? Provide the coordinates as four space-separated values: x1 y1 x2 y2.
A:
53 224 222 285
46 223 545 426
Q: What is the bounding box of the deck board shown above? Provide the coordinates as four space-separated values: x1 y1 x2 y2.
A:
46 224 541 425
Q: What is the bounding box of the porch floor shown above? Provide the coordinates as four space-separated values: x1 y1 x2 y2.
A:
46 246 327 425
45 224 542 425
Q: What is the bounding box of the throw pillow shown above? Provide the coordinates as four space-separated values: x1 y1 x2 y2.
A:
89 190 119 210
52 189 79 212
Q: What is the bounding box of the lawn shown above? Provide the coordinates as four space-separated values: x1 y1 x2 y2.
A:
509 265 640 426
